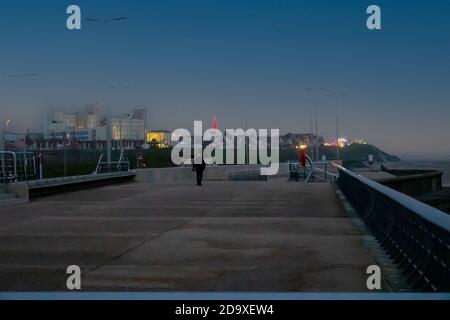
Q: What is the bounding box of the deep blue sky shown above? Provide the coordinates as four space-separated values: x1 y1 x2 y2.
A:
0 0 449 157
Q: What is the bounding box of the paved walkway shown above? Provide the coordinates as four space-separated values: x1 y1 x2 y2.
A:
0 179 377 291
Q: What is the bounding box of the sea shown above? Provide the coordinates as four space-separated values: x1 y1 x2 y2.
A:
392 159 450 186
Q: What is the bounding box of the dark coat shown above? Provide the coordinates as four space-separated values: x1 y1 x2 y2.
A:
193 160 206 172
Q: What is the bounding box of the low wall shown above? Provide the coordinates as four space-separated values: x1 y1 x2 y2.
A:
379 167 443 197
135 164 290 183
27 172 136 198
6 182 29 202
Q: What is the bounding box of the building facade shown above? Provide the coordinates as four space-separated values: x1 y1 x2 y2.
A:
111 117 145 141
147 130 171 148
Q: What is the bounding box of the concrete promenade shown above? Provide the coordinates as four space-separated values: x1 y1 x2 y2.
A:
0 178 378 291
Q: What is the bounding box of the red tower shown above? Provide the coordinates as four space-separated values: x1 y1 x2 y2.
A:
212 116 218 130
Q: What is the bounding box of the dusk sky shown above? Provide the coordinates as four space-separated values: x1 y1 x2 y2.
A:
0 0 449 157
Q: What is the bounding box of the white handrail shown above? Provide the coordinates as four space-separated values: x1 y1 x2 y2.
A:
95 152 130 174
94 153 105 174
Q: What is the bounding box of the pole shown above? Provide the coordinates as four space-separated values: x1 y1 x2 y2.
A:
0 70 4 152
315 99 319 162
0 70 6 188
38 153 43 180
64 141 67 177
105 87 111 164
336 96 340 161
310 109 314 159
306 87 325 162
107 116 112 163
0 124 3 151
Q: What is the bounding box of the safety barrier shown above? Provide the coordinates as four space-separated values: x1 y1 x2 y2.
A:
1 151 36 183
227 169 268 182
337 165 450 291
95 152 130 174
0 151 17 183
288 157 338 183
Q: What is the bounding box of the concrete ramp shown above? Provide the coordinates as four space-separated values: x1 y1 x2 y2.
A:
0 179 378 291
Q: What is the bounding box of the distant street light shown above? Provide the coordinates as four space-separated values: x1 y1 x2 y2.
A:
306 87 326 161
328 94 345 161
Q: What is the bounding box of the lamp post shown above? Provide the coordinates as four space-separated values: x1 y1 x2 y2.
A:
85 15 129 162
328 94 345 161
0 71 4 152
0 121 4 152
306 87 325 161
64 133 68 177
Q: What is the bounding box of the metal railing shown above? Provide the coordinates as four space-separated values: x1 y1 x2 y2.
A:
0 151 18 183
227 169 268 182
95 152 131 174
288 160 313 182
1 151 36 183
337 165 450 292
289 157 338 183
15 152 36 181
311 161 339 183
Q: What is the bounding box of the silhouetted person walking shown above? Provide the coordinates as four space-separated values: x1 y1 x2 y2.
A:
193 159 206 186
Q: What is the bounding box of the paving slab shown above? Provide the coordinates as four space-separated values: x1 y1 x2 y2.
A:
0 179 379 291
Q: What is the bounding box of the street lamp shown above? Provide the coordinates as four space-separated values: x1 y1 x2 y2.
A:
64 133 69 177
306 87 326 161
328 94 345 161
0 71 4 151
84 14 128 162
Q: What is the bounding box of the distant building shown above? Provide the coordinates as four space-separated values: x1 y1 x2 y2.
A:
44 110 96 140
45 128 107 142
44 110 66 138
147 130 171 148
350 138 367 145
74 112 86 129
86 113 98 129
63 113 77 130
280 133 322 149
42 108 145 151
44 109 106 142
132 108 148 130
111 117 145 141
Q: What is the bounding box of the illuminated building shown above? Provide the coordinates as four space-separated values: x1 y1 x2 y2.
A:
111 117 145 141
147 130 171 148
